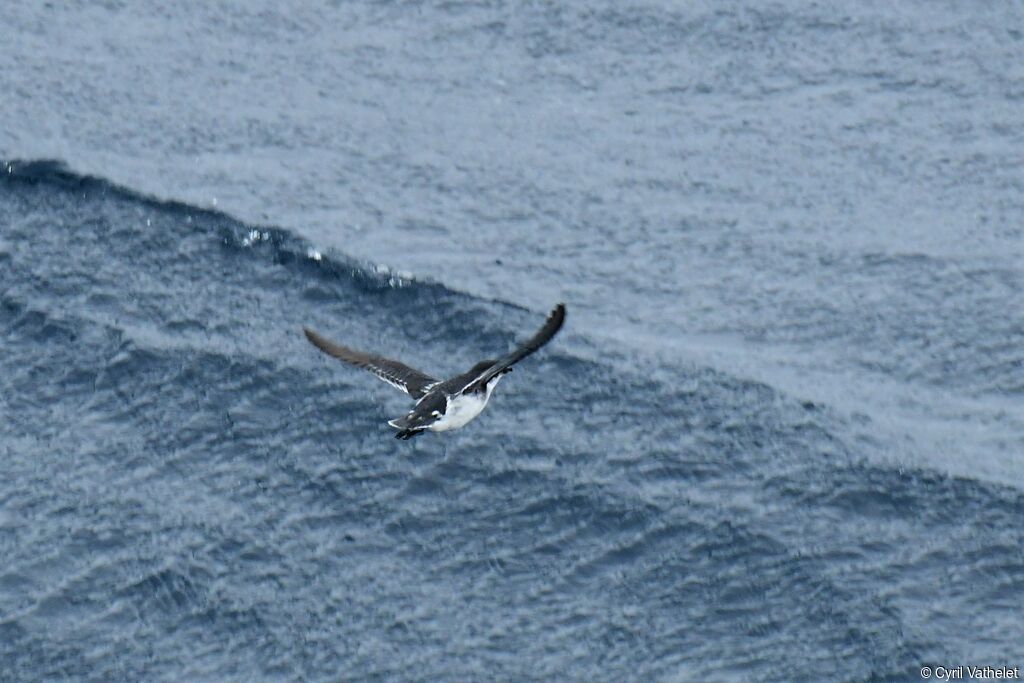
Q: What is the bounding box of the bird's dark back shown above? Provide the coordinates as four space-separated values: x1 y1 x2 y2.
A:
433 359 496 396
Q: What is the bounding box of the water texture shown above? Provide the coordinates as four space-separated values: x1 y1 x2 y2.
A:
1 1 1023 681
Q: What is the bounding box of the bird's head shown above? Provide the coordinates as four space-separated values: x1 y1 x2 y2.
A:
390 409 435 430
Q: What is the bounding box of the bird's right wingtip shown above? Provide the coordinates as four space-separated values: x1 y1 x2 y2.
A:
302 327 327 351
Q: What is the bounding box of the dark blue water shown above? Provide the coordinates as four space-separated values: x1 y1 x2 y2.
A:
2 2 1023 681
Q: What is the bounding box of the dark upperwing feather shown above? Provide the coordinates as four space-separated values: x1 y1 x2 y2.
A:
461 303 566 394
303 328 438 399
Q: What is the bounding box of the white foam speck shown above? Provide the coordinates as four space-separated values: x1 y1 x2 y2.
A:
241 228 261 247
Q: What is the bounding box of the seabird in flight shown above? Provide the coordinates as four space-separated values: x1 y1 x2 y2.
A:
303 303 566 439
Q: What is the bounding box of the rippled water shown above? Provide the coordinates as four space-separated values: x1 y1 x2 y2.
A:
2 2 1023 681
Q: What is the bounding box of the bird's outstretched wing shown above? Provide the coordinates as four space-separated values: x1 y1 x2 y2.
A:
461 303 566 394
303 328 438 399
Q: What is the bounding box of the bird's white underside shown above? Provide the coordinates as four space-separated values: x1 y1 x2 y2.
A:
428 375 504 432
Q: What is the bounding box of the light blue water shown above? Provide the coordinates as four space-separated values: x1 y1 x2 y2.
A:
1 2 1022 681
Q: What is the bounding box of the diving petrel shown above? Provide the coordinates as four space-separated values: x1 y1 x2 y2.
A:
303 303 566 440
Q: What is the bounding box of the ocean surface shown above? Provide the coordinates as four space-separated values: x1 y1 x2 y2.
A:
1 2 1022 681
